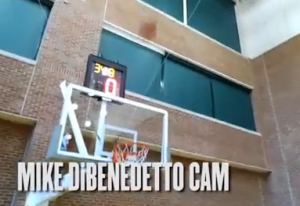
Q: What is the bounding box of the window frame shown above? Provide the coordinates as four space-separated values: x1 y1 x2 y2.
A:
102 21 259 135
99 29 165 98
0 0 52 64
136 0 241 56
162 53 215 117
183 0 187 24
29 0 53 8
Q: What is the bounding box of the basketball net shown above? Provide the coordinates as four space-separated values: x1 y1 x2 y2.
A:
112 142 149 165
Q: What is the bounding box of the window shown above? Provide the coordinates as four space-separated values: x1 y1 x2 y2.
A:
162 54 255 130
211 78 256 131
162 56 213 117
140 0 240 52
187 0 241 52
99 30 256 131
0 0 51 60
99 29 163 100
141 0 183 22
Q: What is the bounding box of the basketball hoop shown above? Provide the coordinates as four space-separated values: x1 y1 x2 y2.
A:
112 142 149 164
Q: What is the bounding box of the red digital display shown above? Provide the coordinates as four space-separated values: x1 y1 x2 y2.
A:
104 78 120 96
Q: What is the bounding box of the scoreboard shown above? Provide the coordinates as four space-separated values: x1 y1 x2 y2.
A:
84 54 127 99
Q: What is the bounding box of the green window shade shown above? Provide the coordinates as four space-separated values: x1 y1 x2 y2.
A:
211 78 256 130
99 30 255 131
141 0 183 22
163 58 213 116
99 30 163 99
0 0 50 60
187 0 241 52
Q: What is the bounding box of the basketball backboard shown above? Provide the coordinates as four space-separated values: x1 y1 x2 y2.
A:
46 54 169 165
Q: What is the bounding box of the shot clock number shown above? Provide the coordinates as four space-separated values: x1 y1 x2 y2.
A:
94 63 119 96
104 78 118 96
94 63 115 78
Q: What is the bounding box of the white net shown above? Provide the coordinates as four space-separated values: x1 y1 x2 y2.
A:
112 143 149 164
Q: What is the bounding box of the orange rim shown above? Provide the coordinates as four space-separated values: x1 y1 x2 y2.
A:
112 142 149 163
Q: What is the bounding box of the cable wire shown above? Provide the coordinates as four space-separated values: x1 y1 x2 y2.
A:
127 0 202 120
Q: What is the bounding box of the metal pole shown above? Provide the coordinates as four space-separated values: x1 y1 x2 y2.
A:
94 99 109 156
161 112 169 165
58 81 73 150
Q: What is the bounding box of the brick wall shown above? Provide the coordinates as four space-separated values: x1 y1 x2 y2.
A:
17 0 264 167
47 154 263 206
0 0 266 166
0 120 32 206
0 55 34 114
105 0 254 86
1 0 298 206
251 34 300 206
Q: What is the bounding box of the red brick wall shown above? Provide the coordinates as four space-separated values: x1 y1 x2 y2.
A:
0 120 32 206
10 0 265 168
1 0 298 206
105 0 254 85
0 55 34 114
251 35 300 206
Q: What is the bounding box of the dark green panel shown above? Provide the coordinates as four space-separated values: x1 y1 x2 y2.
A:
141 0 183 22
0 0 50 59
99 30 163 99
212 79 256 131
163 59 213 116
187 0 241 52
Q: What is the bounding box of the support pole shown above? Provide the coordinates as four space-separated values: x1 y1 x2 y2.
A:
94 99 109 156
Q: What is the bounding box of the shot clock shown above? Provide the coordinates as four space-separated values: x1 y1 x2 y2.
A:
83 54 127 100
